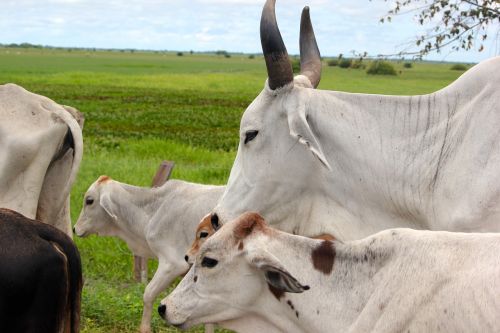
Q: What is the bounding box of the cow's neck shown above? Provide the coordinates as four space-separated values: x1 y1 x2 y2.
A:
295 87 466 239
253 233 392 333
107 181 176 254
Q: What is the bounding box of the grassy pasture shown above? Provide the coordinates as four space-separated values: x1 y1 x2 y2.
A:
0 47 466 332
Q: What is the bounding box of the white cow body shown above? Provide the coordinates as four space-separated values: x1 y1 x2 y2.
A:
0 83 83 236
74 176 225 333
163 213 500 333
214 0 500 240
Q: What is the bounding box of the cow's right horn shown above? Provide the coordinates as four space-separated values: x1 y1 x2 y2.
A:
260 0 293 90
299 6 321 88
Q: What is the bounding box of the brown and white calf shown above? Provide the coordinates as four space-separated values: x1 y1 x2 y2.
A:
161 212 500 333
183 214 335 333
74 175 224 333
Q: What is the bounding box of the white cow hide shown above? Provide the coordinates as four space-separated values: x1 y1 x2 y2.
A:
0 83 83 236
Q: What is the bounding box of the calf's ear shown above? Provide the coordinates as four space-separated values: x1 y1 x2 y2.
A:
248 249 309 293
99 192 118 220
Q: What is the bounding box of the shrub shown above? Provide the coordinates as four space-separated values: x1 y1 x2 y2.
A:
290 58 301 73
248 54 255 59
450 64 467 71
366 61 397 75
350 59 365 69
176 52 183 56
404 62 413 68
339 58 352 68
224 53 231 58
327 59 338 66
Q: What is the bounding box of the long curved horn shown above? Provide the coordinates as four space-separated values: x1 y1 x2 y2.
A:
260 0 293 90
300 6 321 88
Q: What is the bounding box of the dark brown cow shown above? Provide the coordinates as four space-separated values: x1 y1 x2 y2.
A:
0 208 82 333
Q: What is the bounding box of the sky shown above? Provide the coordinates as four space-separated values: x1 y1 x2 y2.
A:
1 0 499 62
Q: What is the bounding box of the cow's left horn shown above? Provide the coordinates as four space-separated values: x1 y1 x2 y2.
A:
261 0 293 90
299 6 321 88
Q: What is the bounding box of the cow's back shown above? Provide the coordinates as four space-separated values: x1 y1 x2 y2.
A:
352 229 500 332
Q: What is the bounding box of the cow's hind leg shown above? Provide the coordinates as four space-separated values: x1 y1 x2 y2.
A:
24 246 69 333
140 261 186 333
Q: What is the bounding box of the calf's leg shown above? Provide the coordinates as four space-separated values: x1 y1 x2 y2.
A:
140 261 187 333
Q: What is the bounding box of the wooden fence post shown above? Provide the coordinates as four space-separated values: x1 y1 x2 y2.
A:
133 161 175 283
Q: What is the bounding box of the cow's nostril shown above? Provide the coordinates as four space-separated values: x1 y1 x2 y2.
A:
158 304 166 318
72 227 76 234
184 255 189 263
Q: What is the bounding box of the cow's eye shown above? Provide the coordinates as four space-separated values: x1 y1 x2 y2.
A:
244 130 259 144
199 231 209 238
201 257 218 268
85 197 94 205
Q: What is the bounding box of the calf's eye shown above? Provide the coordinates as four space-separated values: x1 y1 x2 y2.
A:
199 231 209 238
201 257 218 268
244 130 259 144
85 197 94 205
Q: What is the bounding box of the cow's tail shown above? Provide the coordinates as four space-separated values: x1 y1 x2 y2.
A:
50 104 84 236
34 222 83 333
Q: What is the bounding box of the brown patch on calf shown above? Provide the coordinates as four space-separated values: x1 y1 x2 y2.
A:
238 241 244 250
311 240 335 275
233 212 267 240
97 175 111 184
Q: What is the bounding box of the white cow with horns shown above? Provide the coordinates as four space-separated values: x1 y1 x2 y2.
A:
161 212 500 332
0 83 84 236
211 0 500 240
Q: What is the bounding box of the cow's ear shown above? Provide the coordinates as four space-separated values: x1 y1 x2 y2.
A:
287 96 331 170
99 192 118 220
247 249 309 293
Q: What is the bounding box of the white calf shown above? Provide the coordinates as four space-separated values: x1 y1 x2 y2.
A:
162 212 500 333
74 175 224 333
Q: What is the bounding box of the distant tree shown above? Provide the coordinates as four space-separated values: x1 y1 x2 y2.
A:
177 51 183 56
450 63 468 70
216 50 228 56
375 0 499 58
248 54 255 59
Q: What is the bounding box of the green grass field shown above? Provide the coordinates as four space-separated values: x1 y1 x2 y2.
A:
0 47 467 332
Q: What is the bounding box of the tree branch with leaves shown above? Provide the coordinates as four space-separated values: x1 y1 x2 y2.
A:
374 0 499 58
